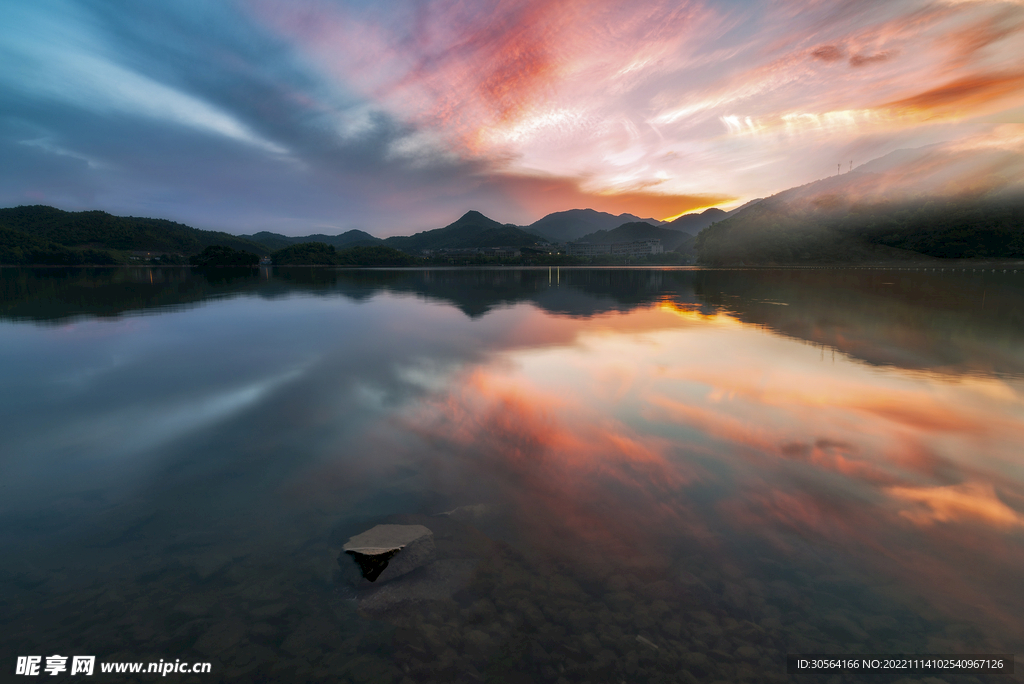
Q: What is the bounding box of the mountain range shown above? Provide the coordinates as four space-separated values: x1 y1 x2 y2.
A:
380 210 541 252
0 205 703 264
244 208 699 252
521 209 662 242
3 139 1022 266
239 229 379 251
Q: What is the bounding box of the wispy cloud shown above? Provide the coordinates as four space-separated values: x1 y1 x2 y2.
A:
883 70 1024 117
0 2 287 155
1 0 1022 231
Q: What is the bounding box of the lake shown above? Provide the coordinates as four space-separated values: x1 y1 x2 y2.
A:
2 266 1023 683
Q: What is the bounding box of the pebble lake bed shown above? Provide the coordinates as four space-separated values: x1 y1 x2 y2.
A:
2 266 1023 683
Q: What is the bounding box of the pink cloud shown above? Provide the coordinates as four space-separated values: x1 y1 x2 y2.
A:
242 0 1024 218
811 44 845 62
849 50 894 67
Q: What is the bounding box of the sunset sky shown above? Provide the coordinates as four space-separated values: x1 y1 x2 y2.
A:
2 0 1023 235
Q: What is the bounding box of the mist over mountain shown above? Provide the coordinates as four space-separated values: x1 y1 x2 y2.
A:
722 198 765 215
695 135 1024 266
524 209 661 242
661 202 765 235
665 208 727 233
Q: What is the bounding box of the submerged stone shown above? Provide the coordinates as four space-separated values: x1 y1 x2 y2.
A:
341 524 435 584
346 547 401 582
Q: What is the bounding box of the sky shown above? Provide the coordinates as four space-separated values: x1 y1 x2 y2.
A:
2 0 1023 236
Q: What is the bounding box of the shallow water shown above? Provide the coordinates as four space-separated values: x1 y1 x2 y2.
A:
2 266 1023 683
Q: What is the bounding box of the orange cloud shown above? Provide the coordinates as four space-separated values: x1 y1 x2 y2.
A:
882 71 1024 117
849 50 894 67
888 481 1024 527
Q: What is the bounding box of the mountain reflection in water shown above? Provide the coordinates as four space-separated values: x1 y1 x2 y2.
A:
1 266 1022 683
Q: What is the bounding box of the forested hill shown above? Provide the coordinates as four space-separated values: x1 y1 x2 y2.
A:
577 222 693 251
665 207 726 233
0 225 124 265
241 229 381 252
695 180 1024 265
524 209 660 242
382 210 543 252
0 206 267 262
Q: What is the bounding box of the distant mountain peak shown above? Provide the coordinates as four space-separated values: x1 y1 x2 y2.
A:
665 207 730 233
525 208 660 242
383 210 540 252
445 210 503 229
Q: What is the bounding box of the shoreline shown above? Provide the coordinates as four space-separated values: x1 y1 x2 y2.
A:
4 260 1024 270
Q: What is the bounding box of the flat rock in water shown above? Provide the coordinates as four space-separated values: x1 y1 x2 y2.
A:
340 524 435 584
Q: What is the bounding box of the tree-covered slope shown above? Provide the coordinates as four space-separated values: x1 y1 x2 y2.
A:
271 242 416 265
577 222 694 251
243 229 381 252
525 209 659 242
0 206 267 256
0 225 121 265
189 245 260 266
695 176 1024 265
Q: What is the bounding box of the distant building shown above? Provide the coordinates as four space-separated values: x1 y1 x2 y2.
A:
565 239 664 257
438 247 481 257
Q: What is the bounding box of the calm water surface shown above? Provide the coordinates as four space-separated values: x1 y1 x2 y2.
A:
2 266 1023 683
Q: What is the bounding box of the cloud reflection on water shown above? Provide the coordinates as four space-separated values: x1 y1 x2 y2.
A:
4 268 1024 676
390 302 1024 645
